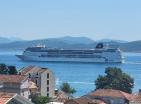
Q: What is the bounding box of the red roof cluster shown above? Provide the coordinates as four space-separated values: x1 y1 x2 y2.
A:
0 75 27 83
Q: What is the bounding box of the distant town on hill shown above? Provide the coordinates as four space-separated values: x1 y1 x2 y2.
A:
0 36 141 52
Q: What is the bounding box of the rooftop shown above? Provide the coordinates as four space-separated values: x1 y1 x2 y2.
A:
130 93 141 103
0 92 15 104
19 65 48 75
29 81 38 89
90 89 133 100
65 96 105 104
0 92 33 104
75 97 105 104
0 75 27 83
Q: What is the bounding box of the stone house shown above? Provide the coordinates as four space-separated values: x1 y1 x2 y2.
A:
0 75 30 99
19 65 55 98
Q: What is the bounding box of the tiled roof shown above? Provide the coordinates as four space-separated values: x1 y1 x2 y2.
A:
20 65 47 75
90 89 133 100
19 65 36 75
65 96 105 104
55 91 73 103
0 93 33 104
0 75 27 83
75 97 105 104
130 93 141 103
0 92 15 104
29 81 37 89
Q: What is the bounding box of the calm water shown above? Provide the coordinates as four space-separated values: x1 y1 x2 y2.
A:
0 51 141 96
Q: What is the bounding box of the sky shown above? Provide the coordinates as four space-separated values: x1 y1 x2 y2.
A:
0 0 141 41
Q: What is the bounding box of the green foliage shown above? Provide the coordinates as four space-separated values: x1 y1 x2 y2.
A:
8 66 18 75
0 64 8 74
95 67 134 93
60 82 76 95
0 64 18 75
31 95 50 104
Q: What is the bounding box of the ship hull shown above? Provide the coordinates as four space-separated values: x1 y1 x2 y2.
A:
16 55 123 63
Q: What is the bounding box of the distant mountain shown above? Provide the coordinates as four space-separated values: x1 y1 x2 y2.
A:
0 37 23 44
0 36 140 52
0 37 11 43
47 36 94 44
119 40 141 52
97 39 128 43
9 37 23 41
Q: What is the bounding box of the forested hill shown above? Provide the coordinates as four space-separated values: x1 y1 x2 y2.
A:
0 36 140 52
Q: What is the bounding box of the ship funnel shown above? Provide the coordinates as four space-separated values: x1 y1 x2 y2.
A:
95 43 104 49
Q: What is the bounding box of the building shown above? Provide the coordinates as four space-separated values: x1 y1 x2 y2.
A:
54 90 73 103
64 96 106 104
129 90 141 104
19 65 55 98
0 92 33 104
0 75 30 99
88 89 133 104
28 81 38 95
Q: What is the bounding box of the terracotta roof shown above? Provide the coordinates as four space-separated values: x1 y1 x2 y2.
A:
20 65 48 75
65 97 105 104
19 65 36 75
130 93 141 103
29 81 37 89
90 89 133 100
0 92 15 104
55 91 73 102
75 97 105 104
0 75 27 83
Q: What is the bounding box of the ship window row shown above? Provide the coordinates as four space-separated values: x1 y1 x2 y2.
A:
28 50 103 53
40 54 102 58
47 52 102 54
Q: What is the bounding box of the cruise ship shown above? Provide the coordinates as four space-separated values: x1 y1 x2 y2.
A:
16 43 124 63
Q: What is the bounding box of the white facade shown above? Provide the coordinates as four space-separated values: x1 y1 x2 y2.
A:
0 75 30 100
20 79 30 99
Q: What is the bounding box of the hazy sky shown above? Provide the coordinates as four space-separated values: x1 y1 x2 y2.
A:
0 0 140 41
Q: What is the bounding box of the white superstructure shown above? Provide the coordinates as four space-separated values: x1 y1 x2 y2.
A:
16 43 124 63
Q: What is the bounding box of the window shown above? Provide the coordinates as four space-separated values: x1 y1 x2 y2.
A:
47 80 49 85
29 73 31 78
36 79 38 84
47 73 49 78
47 93 49 97
47 87 49 92
22 91 24 96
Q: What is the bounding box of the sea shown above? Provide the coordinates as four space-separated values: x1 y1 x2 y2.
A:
0 51 141 97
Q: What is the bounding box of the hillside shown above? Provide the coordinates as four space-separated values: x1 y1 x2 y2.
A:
0 36 140 52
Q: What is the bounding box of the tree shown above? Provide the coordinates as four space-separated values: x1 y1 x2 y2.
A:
0 64 18 75
0 64 8 74
31 95 50 104
95 67 134 93
8 66 18 75
60 82 76 95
